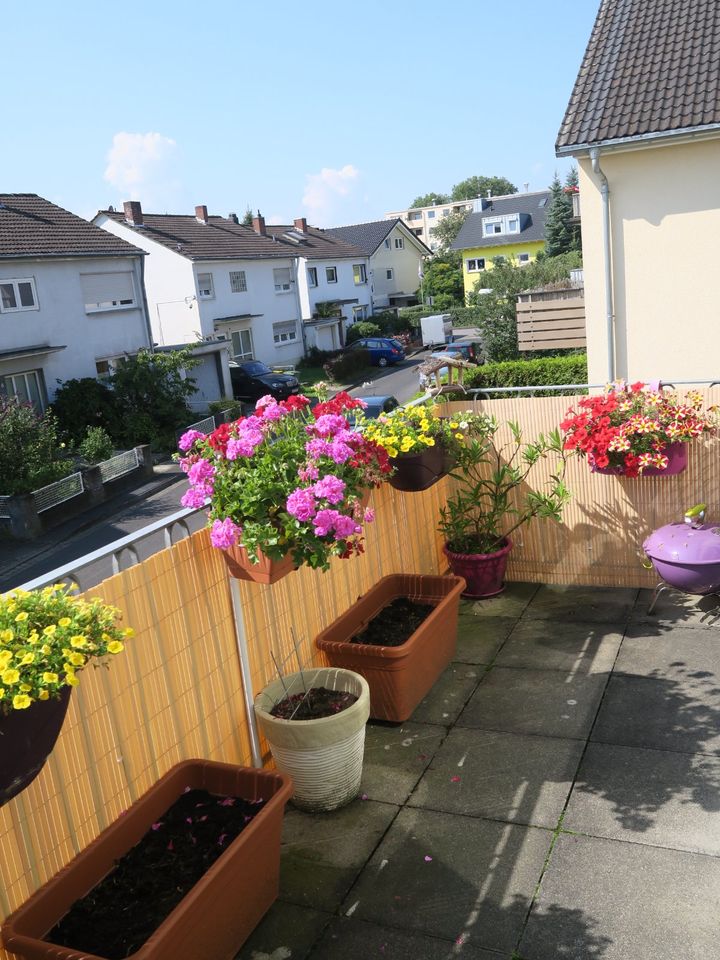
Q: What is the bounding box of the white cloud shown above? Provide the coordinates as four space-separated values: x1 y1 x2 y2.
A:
104 132 178 207
302 164 360 226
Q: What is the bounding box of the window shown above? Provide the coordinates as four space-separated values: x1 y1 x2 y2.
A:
484 221 502 235
230 270 247 293
353 306 368 322
273 267 292 292
394 238 404 250
0 277 38 312
507 219 519 233
413 228 423 237
427 210 436 219
307 267 318 287
81 272 135 312
231 329 254 360
385 268 394 281
197 272 214 298
466 258 486 272
273 320 298 345
326 266 338 283
408 211 422 221
442 208 450 216
384 238 391 249
95 354 132 380
353 264 367 285
518 253 530 264
2 370 43 411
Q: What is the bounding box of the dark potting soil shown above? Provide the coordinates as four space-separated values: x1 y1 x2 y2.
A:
270 686 358 720
350 596 435 648
46 788 265 959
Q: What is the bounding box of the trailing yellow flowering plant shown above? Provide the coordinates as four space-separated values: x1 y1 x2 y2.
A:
360 402 458 458
0 585 132 712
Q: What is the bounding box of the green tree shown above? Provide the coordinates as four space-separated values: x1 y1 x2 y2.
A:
544 173 576 257
51 377 122 444
242 207 254 227
0 398 71 495
466 252 583 361
430 210 469 252
409 192 450 208
419 252 464 306
451 175 517 201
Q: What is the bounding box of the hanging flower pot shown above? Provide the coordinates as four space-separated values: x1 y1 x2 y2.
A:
444 539 513 599
589 441 688 476
388 443 446 492
220 542 297 584
254 667 370 812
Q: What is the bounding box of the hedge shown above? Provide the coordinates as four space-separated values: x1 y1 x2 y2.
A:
459 353 588 395
398 305 483 327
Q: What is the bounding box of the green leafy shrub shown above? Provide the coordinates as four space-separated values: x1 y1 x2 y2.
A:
458 354 588 396
371 310 415 335
78 427 114 464
0 398 72 495
50 378 121 444
324 348 370 382
346 321 381 344
298 347 336 369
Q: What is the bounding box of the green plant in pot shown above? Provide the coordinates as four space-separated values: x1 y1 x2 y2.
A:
0 583 132 806
439 414 570 598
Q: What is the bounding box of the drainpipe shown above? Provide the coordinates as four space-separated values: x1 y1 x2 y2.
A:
138 255 155 352
590 147 615 381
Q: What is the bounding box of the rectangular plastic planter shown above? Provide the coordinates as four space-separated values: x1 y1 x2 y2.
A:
2 759 292 960
316 573 466 722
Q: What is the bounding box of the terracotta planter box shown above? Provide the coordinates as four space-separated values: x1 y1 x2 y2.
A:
2 760 292 960
221 543 296 584
316 574 466 722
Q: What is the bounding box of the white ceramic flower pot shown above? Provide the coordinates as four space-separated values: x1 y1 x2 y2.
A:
254 667 370 812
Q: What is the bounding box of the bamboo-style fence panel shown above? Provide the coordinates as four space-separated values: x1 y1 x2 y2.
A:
0 479 447 951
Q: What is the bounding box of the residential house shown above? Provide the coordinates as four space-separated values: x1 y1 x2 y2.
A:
385 200 475 252
557 0 720 385
451 191 551 299
325 218 431 310
94 204 371 361
0 194 152 411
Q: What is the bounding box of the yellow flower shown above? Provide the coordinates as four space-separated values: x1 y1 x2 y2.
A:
0 651 12 668
20 653 35 666
450 421 459 429
107 640 124 655
58 617 72 628
43 625 57 636
68 652 85 667
455 433 464 440
2 669 20 685
27 632 39 645
12 694 32 710
14 612 28 622
19 683 32 692
0 629 13 643
42 672 59 684
386 447 398 459
64 672 79 687
70 636 87 648
38 689 50 700
123 627 135 638
40 644 52 655
0 688 4 699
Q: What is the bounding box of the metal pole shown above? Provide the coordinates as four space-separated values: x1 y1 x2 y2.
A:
228 578 263 768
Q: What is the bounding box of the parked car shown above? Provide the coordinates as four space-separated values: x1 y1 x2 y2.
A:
229 360 300 402
344 338 406 367
433 337 483 364
349 395 399 423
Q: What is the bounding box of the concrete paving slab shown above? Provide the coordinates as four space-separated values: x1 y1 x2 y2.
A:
591 674 720 756
494 620 622 675
522 585 637 623
564 741 720 854
408 727 584 828
362 721 447 805
631 587 720 629
615 625 720 679
234 901 331 960
344 807 552 953
459 667 608 740
411 662 482 725
310 916 506 960
520 833 720 960
279 799 400 911
455 615 517 664
463 582 539 620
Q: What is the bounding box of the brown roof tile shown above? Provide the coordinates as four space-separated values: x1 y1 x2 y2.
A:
557 0 720 152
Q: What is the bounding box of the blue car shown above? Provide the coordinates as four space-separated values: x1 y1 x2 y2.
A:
344 337 406 367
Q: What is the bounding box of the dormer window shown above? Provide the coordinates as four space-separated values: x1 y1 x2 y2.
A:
482 212 522 238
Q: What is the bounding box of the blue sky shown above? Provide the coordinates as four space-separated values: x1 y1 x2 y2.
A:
2 0 599 226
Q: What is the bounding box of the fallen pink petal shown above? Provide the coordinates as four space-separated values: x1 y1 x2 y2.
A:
424 855 433 862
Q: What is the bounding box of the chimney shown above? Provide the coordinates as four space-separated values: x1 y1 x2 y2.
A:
252 211 266 236
294 217 308 233
228 212 239 224
123 200 143 226
195 205 209 224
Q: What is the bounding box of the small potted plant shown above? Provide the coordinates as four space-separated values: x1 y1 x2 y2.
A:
360 402 455 492
254 666 370 812
560 381 716 477
0 583 132 807
439 415 570 598
177 392 391 583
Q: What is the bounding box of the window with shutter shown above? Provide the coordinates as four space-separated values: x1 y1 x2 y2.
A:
81 273 135 312
273 268 292 292
273 321 298 344
197 273 214 298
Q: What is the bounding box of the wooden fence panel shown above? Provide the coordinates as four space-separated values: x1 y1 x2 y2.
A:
517 295 586 351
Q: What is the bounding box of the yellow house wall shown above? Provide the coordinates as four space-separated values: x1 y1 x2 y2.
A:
461 240 545 299
578 137 720 385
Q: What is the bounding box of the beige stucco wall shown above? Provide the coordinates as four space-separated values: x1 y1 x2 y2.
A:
578 137 720 385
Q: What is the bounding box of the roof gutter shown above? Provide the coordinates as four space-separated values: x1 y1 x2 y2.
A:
590 147 615 382
556 121 720 157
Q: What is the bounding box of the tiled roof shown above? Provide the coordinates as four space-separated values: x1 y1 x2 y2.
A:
325 218 431 256
557 0 720 152
99 211 367 261
0 194 144 259
451 192 552 252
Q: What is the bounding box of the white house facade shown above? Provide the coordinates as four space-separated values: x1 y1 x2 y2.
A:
0 194 152 411
384 201 475 252
95 204 371 364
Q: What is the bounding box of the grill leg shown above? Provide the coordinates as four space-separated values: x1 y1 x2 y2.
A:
647 581 670 615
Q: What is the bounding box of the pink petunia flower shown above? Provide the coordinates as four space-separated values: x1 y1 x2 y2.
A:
210 517 241 549
313 475 346 504
178 429 205 452
286 487 317 521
